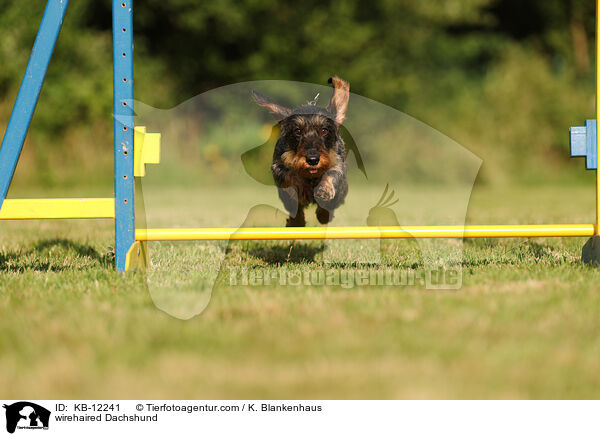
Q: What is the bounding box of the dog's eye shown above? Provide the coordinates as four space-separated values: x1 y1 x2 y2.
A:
321 127 329 135
294 128 302 137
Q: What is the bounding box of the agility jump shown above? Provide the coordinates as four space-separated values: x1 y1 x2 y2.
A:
1 0 600 272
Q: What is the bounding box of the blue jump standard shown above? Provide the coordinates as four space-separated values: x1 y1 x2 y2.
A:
0 0 69 210
570 120 597 170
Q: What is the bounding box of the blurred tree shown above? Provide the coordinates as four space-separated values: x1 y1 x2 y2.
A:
486 0 595 74
0 0 596 186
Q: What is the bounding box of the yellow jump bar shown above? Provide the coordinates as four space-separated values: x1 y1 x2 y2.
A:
0 201 593 240
0 198 115 219
136 224 595 241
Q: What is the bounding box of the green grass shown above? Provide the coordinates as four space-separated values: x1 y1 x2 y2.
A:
2 184 600 399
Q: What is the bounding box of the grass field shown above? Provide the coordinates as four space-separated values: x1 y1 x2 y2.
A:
2 183 600 399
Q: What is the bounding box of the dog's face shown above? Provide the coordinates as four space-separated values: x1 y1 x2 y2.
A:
252 77 350 179
279 112 338 178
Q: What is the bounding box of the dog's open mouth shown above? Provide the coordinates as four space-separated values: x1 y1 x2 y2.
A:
308 168 318 174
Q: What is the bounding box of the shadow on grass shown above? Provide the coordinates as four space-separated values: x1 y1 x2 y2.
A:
238 240 421 268
246 242 327 265
462 239 580 267
239 237 583 270
2 237 579 274
0 238 114 273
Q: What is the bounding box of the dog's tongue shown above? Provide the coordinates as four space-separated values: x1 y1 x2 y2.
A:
308 169 318 174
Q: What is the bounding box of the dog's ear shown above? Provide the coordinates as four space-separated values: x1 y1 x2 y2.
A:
326 76 350 124
252 91 292 120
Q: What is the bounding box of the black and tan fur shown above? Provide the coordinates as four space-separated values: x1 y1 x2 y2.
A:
252 77 350 227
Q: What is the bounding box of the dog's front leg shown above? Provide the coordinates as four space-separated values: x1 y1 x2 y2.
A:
314 164 347 200
314 165 346 209
315 173 336 202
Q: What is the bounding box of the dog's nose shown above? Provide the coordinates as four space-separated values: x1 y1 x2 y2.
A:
306 155 320 166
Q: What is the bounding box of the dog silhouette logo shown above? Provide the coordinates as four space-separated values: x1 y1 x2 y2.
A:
3 402 50 434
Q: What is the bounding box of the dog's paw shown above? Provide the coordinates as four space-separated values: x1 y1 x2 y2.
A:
315 181 335 202
316 207 332 224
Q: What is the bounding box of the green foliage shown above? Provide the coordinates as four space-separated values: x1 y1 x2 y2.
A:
0 0 596 187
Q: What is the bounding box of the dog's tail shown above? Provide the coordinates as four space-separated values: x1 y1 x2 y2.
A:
326 76 350 124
